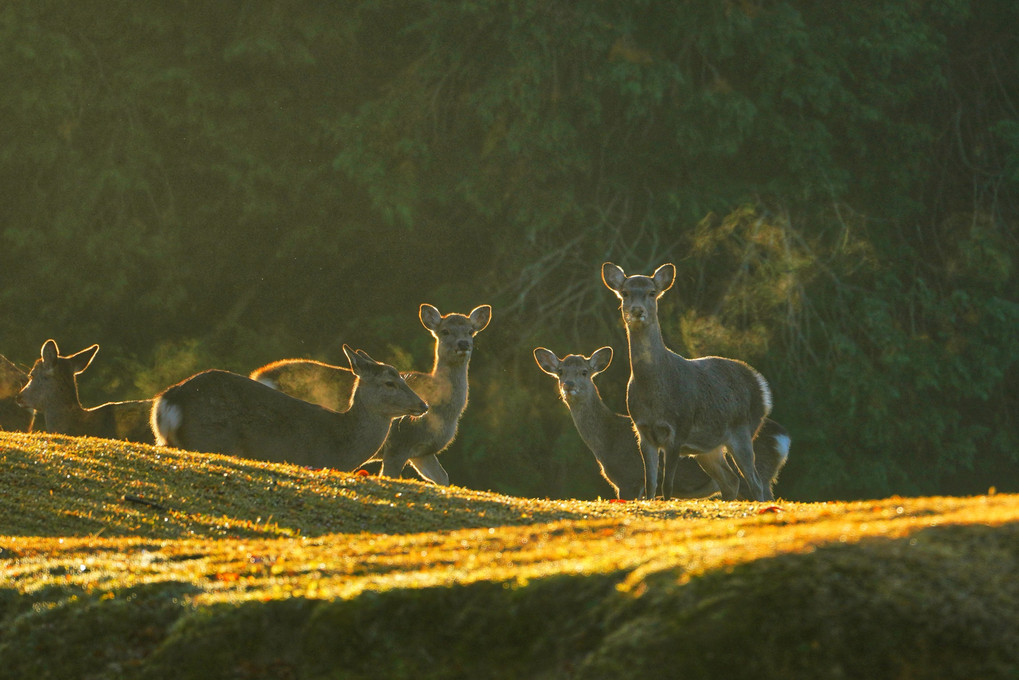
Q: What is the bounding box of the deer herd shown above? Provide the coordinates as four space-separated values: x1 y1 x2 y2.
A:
2 263 790 502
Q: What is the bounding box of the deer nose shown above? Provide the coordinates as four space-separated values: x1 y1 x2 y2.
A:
457 339 471 352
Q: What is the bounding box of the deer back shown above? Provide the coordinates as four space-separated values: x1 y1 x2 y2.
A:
250 359 355 411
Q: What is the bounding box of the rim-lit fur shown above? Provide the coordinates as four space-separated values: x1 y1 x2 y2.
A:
18 339 154 443
154 346 427 471
602 262 777 501
250 304 492 485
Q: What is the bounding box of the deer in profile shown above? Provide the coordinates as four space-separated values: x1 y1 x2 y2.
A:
251 304 492 485
152 345 428 470
602 262 774 501
17 339 154 443
534 346 791 500
1 354 34 431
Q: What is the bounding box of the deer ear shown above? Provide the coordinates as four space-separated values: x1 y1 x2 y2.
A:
533 347 560 375
469 305 492 333
652 263 676 294
343 345 371 375
69 345 99 375
589 346 613 374
602 262 626 293
41 339 59 363
419 304 442 332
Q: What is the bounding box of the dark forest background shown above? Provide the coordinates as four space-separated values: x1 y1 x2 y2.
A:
1 1 1016 501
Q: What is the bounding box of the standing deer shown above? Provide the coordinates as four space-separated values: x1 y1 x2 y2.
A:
602 262 774 501
17 339 154 443
0 354 34 431
534 347 791 500
533 346 650 500
250 304 492 485
152 345 428 470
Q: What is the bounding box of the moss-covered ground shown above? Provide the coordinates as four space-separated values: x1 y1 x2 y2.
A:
2 432 1017 679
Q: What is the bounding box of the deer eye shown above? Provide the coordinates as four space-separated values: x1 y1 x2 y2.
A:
580 370 588 377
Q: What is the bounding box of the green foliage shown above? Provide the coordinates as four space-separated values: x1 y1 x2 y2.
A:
1 0 1017 499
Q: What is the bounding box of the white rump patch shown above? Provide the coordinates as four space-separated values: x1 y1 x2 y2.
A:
772 433 791 463
152 399 182 446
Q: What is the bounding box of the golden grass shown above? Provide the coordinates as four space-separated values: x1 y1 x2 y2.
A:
2 432 1018 679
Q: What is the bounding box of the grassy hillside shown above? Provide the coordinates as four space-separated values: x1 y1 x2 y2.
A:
2 432 1018 679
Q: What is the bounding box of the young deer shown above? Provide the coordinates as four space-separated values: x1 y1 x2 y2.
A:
534 347 791 500
17 339 154 443
250 304 492 485
1 354 34 431
602 262 774 501
152 345 428 470
533 346 649 500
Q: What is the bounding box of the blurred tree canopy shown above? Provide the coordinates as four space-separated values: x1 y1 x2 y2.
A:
1 0 1016 500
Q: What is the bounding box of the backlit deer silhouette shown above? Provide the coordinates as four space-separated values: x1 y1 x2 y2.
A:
18 339 153 443
535 346 790 500
1 354 34 431
251 304 491 485
153 346 427 471
603 262 774 501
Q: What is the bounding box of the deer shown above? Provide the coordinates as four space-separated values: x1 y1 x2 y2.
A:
152 345 428 471
533 346 651 500
534 346 791 500
250 304 492 485
1 354 34 431
17 339 154 443
602 262 775 501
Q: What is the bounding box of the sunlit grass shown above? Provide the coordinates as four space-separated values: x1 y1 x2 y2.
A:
2 432 1017 678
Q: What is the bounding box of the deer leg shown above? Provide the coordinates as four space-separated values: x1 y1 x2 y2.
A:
379 447 413 479
637 438 659 501
662 450 683 500
728 430 770 502
666 454 720 499
408 453 449 486
694 446 740 500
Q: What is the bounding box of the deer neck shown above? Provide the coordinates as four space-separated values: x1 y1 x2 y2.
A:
427 352 470 413
336 396 394 464
40 387 89 434
566 391 622 462
625 317 674 374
